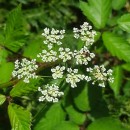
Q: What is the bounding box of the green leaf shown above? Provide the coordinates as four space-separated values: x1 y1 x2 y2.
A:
54 121 79 130
117 14 130 33
8 103 31 130
72 83 90 112
0 62 14 84
0 46 8 65
0 94 6 105
112 0 127 10
87 117 128 130
122 63 130 71
94 32 101 42
10 78 40 97
80 0 112 29
65 105 86 125
88 85 109 118
109 66 123 97
3 5 26 52
23 36 43 61
123 81 130 97
0 34 5 45
102 32 130 62
34 103 65 130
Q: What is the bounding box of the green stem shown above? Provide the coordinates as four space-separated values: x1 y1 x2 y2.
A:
0 79 18 89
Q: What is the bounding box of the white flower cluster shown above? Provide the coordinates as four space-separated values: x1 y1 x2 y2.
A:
51 66 91 88
51 66 65 79
59 47 73 62
38 84 64 102
73 22 96 46
66 68 86 88
37 49 58 62
74 46 95 65
11 22 114 103
42 28 65 49
86 65 114 87
38 22 113 89
12 58 38 83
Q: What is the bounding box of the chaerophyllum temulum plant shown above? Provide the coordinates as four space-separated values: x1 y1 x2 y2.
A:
1 1 130 129
12 22 114 103
0 6 115 128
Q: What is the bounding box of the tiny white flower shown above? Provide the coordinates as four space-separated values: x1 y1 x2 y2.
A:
42 28 65 48
74 47 95 65
38 84 64 103
66 68 85 88
51 66 65 79
73 22 96 47
86 65 113 87
59 47 73 62
12 58 38 83
37 50 58 62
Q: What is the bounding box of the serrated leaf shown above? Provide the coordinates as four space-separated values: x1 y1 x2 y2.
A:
8 103 31 130
80 0 112 29
34 103 65 130
109 66 123 97
118 14 130 33
102 32 130 62
112 0 127 10
72 83 90 112
3 5 26 52
10 78 40 97
65 105 86 125
0 94 6 105
5 5 23 37
0 62 14 84
87 117 128 130
54 121 79 130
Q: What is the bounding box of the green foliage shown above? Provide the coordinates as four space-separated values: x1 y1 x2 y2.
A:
65 104 86 125
0 46 8 64
8 103 32 130
23 36 43 60
112 0 127 10
88 85 109 119
10 78 40 97
87 117 129 130
0 94 6 105
122 63 130 71
80 0 112 29
3 5 27 52
118 14 130 33
0 62 14 84
123 81 130 97
53 121 79 130
0 1 130 130
109 66 123 97
102 32 130 63
72 83 90 111
34 103 65 130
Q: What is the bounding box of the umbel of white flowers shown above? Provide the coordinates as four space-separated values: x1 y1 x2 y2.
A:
12 58 38 83
38 84 64 102
12 22 114 103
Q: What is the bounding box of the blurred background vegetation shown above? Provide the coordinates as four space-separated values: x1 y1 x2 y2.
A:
0 0 83 32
